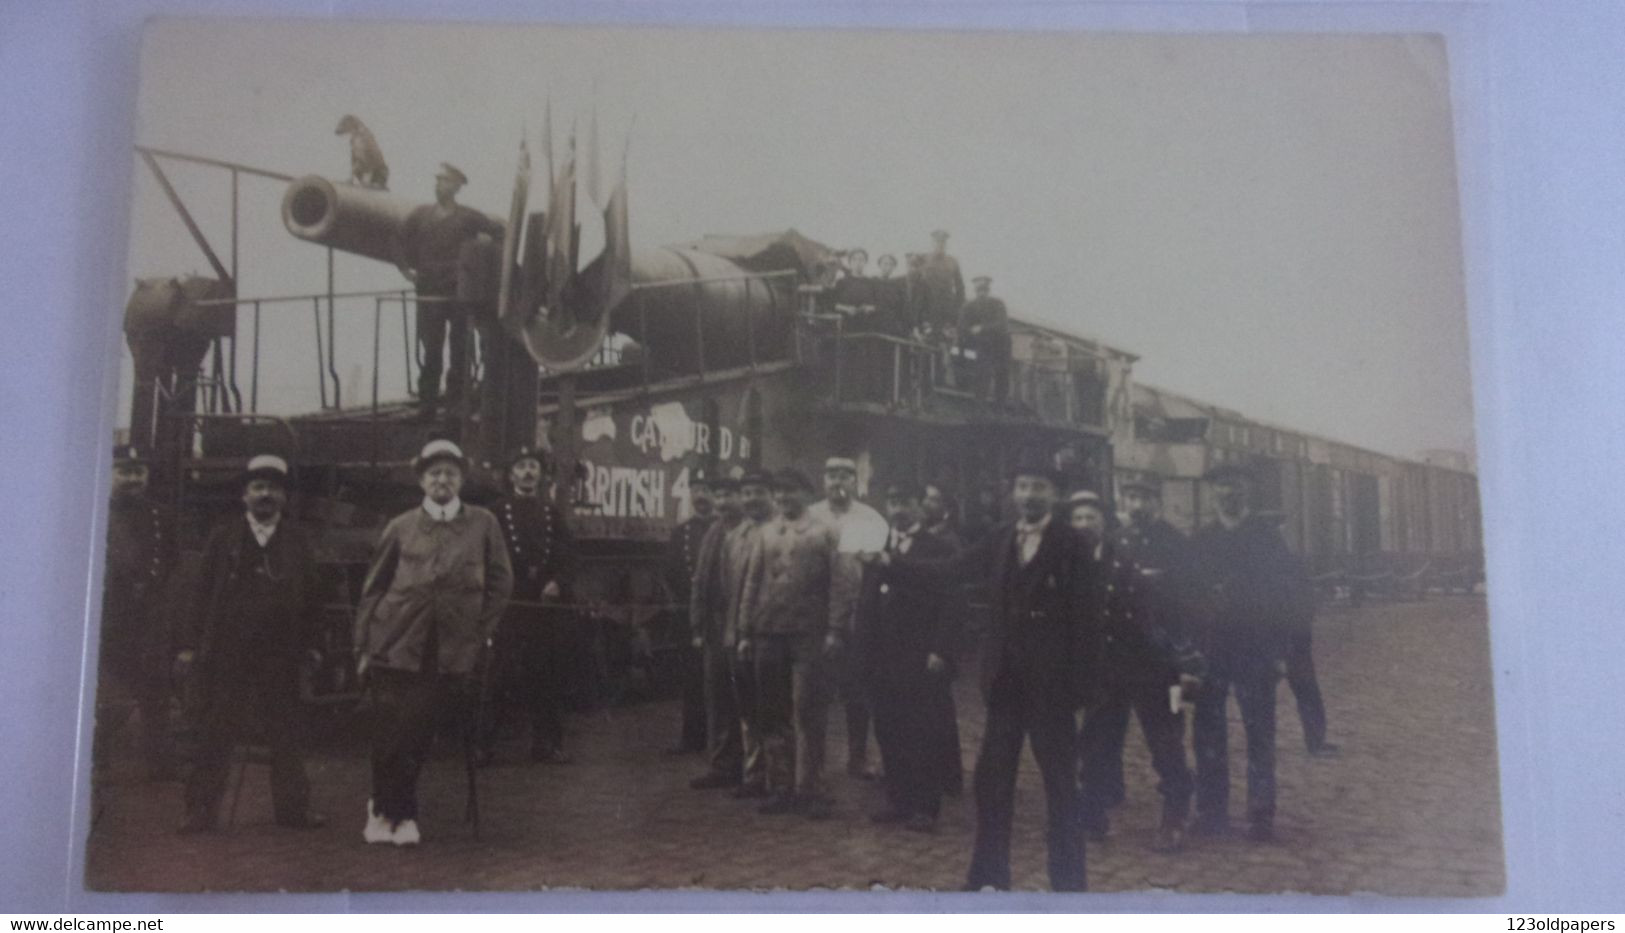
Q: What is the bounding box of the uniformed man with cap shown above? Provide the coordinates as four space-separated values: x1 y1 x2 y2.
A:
1068 488 1197 853
686 473 749 789
354 439 513 845
920 229 965 336
177 454 327 833
808 455 890 781
95 445 179 782
1187 462 1310 843
395 163 504 418
958 275 1012 404
736 467 859 820
483 446 576 765
665 469 718 756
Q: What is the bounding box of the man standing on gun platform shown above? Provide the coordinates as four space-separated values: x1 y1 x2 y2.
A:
687 473 749 790
482 446 575 765
665 470 718 757
737 468 859 820
177 454 326 833
808 455 890 782
1069 488 1198 853
354 439 512 846
1188 463 1309 844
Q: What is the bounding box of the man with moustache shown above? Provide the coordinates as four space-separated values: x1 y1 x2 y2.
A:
858 482 959 833
1188 463 1308 843
808 456 890 782
354 440 512 846
918 481 967 798
898 458 1099 890
96 445 179 783
737 468 859 820
687 475 749 789
178 454 326 833
1068 489 1196 853
666 471 718 757
721 469 777 799
483 446 576 765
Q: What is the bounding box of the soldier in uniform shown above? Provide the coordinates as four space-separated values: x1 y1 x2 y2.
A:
486 446 576 765
958 276 1012 404
178 454 327 833
1070 488 1197 853
920 229 966 336
736 468 859 821
687 475 748 789
1188 463 1309 843
858 482 959 832
95 445 179 782
394 163 504 418
665 471 718 756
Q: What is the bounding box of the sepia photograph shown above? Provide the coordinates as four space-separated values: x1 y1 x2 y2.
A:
83 18 1498 896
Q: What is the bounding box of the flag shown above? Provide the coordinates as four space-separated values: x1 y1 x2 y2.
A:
599 129 633 314
576 106 607 276
497 134 531 331
544 125 577 318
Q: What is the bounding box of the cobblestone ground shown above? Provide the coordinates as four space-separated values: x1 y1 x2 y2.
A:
85 596 1503 896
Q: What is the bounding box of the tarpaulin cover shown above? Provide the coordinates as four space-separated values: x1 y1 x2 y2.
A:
675 229 835 278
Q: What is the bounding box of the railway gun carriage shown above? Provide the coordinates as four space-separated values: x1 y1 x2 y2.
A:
122 148 1130 707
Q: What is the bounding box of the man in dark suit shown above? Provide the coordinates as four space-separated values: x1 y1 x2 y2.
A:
901 458 1099 890
487 446 576 765
178 454 326 833
665 470 717 756
858 482 959 832
1070 487 1198 853
958 276 1012 404
1188 463 1308 843
919 481 966 797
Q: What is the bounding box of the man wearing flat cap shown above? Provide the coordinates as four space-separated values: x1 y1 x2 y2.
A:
178 454 326 833
714 468 778 798
958 275 1011 405
686 472 750 789
808 455 890 780
483 446 576 765
396 164 504 419
354 439 513 845
95 445 179 783
1187 462 1311 843
737 467 859 820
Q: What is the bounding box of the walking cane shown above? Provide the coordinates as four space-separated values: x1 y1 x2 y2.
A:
463 641 492 841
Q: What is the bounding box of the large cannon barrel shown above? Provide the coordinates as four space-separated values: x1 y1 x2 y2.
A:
281 175 417 264
610 247 798 373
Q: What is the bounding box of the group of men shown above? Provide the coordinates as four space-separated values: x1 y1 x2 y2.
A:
97 439 577 845
666 459 967 829
815 230 1012 404
98 435 1330 889
662 454 1330 892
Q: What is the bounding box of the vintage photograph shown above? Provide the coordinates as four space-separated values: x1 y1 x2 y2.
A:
86 20 1498 895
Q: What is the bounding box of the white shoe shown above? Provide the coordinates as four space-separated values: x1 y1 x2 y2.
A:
392 818 421 846
362 799 393 845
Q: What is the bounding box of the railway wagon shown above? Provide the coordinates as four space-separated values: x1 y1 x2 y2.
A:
1118 382 1484 595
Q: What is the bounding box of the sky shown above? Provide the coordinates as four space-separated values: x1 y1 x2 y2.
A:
122 20 1475 461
